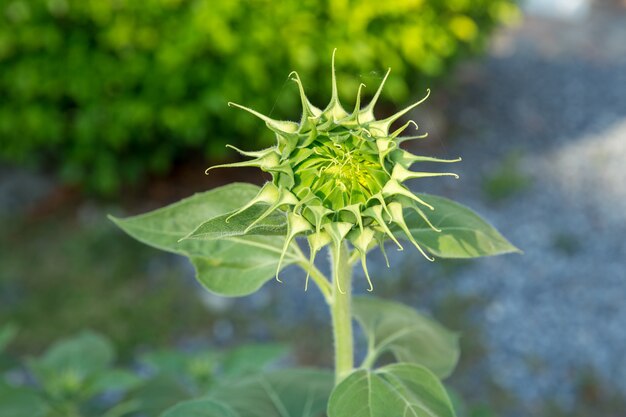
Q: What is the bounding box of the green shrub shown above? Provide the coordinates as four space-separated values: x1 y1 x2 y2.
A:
0 0 517 194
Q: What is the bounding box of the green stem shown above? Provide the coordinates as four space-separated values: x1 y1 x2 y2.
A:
330 241 354 384
360 346 378 369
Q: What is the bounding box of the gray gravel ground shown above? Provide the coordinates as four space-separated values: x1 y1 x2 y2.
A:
398 6 626 412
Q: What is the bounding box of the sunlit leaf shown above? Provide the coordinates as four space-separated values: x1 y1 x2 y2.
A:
109 183 268 257
396 193 520 258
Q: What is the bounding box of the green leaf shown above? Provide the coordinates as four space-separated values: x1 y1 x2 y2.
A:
221 344 287 378
140 350 195 377
209 368 334 417
0 383 49 417
87 369 143 395
189 235 299 296
397 193 520 258
29 331 115 396
140 348 217 393
132 375 192 417
0 323 17 353
109 183 266 257
110 183 301 297
100 400 142 417
353 296 459 378
161 399 239 417
35 331 114 374
184 204 288 240
328 363 456 417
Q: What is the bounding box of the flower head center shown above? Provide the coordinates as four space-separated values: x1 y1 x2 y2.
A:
292 134 388 210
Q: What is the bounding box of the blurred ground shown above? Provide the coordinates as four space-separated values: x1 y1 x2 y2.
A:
404 1 626 414
1 1 626 416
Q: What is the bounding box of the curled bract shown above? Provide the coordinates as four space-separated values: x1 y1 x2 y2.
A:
208 51 460 290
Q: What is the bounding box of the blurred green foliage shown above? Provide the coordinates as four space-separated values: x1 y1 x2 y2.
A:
0 329 287 417
0 0 518 194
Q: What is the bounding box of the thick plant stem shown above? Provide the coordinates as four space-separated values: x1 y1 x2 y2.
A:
330 241 354 384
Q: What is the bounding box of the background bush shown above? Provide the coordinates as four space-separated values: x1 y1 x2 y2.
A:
0 0 517 194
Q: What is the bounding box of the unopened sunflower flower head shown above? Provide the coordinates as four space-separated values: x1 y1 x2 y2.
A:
207 51 460 292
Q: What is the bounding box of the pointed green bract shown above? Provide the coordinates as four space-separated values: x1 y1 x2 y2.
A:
207 54 472 289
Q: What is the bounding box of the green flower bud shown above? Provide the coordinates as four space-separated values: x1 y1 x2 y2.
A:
208 51 461 287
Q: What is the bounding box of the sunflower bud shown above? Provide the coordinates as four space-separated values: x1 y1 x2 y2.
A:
208 51 460 285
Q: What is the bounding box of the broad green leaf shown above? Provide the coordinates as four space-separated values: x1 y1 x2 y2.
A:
189 235 299 296
353 296 459 378
34 331 114 374
110 183 301 297
161 399 239 417
221 343 287 378
395 193 520 258
209 368 334 417
109 183 267 257
328 363 456 417
28 331 115 396
184 204 288 240
0 383 49 417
